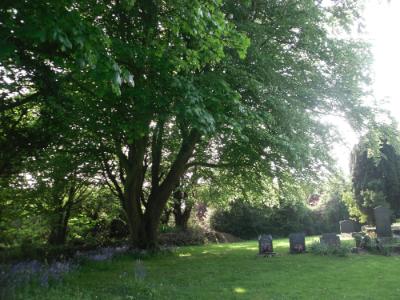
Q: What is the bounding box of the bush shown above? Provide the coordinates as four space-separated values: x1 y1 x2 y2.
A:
210 201 271 239
359 237 399 256
158 227 240 246
210 199 343 239
352 233 364 247
309 241 351 257
158 228 206 246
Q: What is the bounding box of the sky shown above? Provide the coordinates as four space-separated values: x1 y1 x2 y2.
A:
330 0 400 175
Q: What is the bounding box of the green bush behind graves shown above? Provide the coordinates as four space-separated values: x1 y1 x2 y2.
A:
211 198 348 239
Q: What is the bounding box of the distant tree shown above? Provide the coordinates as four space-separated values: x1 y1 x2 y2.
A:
351 125 400 222
315 176 351 229
28 147 98 245
171 169 201 231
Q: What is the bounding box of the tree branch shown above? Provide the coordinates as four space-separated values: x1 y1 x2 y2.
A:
151 119 165 190
146 128 201 218
185 161 236 169
114 138 130 170
100 154 124 204
0 92 39 112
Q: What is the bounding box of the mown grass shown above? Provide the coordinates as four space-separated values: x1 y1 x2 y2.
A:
10 237 400 299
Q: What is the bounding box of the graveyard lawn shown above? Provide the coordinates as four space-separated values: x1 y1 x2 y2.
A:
13 237 400 299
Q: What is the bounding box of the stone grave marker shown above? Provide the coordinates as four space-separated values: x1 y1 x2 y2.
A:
340 220 355 234
258 234 273 255
320 233 340 247
289 232 306 253
374 206 392 237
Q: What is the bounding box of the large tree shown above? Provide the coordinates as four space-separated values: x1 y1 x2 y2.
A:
2 0 373 249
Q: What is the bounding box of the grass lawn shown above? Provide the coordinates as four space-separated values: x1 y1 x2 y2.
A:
11 237 400 299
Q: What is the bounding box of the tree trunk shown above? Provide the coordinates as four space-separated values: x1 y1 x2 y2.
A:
48 204 72 245
160 207 172 225
114 129 200 249
172 190 193 231
174 204 192 231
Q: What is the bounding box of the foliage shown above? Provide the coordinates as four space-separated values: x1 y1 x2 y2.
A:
158 228 206 247
0 183 122 249
342 189 365 222
210 175 353 239
157 227 240 247
211 199 318 239
183 0 373 211
210 200 269 239
67 188 123 245
359 236 400 256
169 171 202 231
309 241 352 257
0 0 117 178
350 124 400 221
311 175 353 231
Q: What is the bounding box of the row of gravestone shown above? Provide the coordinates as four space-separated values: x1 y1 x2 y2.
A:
258 232 342 255
259 206 394 255
339 206 393 238
258 233 306 255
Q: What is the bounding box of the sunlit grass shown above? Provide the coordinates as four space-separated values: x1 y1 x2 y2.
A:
178 253 191 257
11 237 400 299
233 287 247 294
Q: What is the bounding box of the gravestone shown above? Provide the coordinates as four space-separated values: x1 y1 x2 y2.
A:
320 233 340 247
258 234 273 255
289 232 306 253
340 220 355 234
374 206 392 237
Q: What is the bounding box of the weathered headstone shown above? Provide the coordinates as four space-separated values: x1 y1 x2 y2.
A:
258 234 273 255
374 206 392 237
320 233 340 247
289 232 306 253
340 220 355 234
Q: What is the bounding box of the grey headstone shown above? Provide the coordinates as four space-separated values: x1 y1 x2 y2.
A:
289 232 306 253
258 234 273 254
374 206 392 237
340 220 355 233
320 233 340 247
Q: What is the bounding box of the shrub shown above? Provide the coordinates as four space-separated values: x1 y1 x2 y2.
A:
377 245 392 256
210 199 343 239
360 237 398 256
309 241 351 257
210 201 271 239
352 233 364 247
157 227 240 246
158 227 209 246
